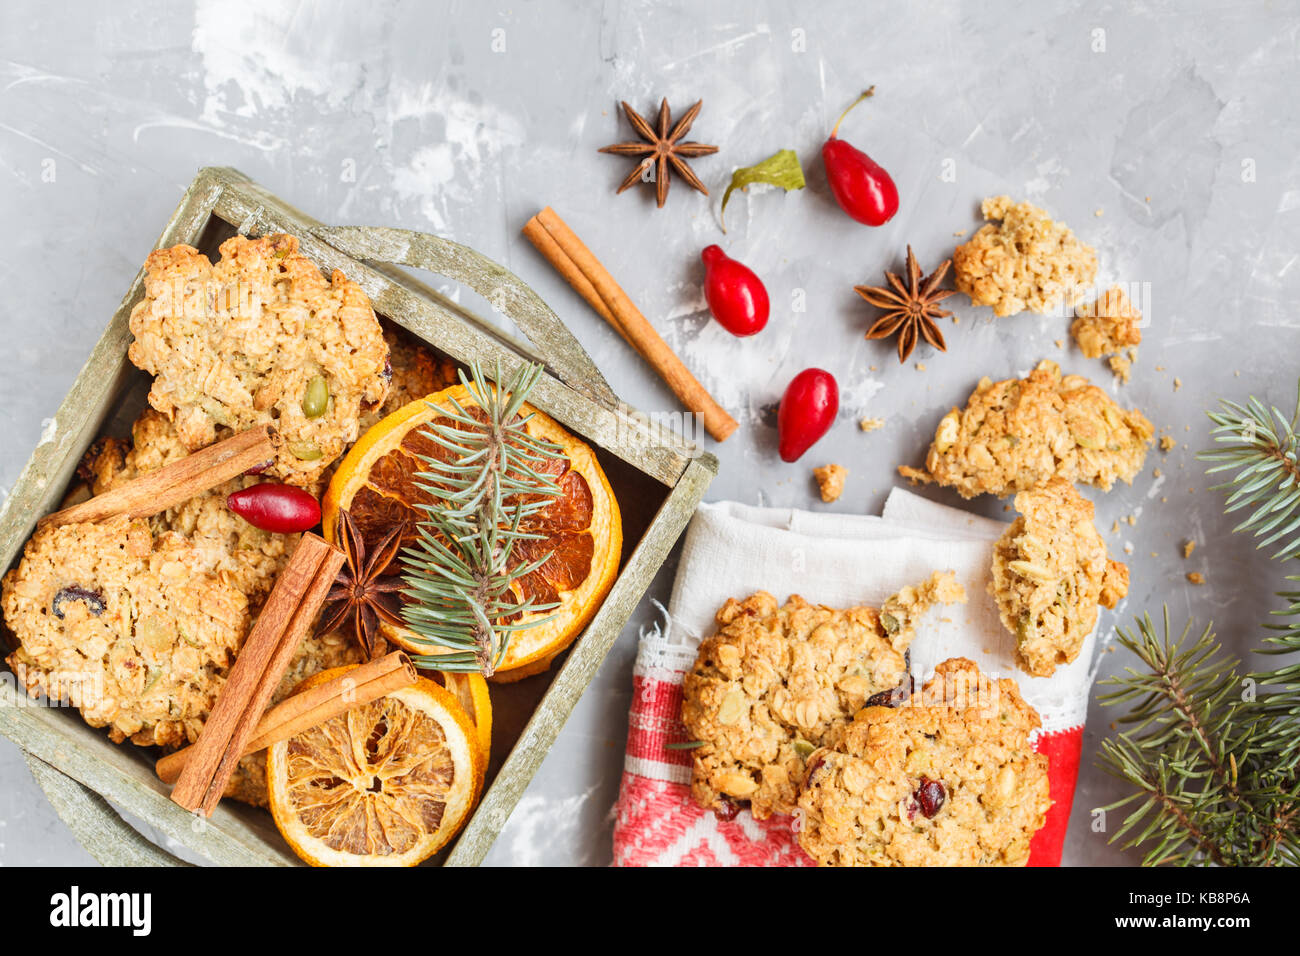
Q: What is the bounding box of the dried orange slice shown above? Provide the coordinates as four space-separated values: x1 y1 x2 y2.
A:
321 384 622 678
434 669 492 766
267 667 483 867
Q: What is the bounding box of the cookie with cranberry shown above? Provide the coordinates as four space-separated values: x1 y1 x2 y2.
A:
127 234 390 486
2 516 249 748
796 658 1050 866
682 572 965 820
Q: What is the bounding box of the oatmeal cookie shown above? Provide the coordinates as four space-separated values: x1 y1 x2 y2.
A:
899 360 1154 498
2 516 249 747
222 629 364 806
127 234 390 486
797 657 1050 866
990 479 1128 677
682 571 966 820
82 408 298 606
1072 286 1142 384
953 196 1097 317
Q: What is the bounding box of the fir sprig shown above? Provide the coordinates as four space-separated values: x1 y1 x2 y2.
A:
1201 379 1300 559
1095 612 1284 866
1201 383 1300 767
1097 381 1300 866
398 361 563 675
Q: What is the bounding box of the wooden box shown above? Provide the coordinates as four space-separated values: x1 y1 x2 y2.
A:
0 168 715 866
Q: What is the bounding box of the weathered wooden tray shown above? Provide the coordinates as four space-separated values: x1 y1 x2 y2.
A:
0 167 716 866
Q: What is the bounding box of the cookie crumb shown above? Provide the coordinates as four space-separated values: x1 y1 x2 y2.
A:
859 416 885 433
916 362 926 371
1125 514 1137 526
1182 539 1196 559
1173 377 1182 391
1072 287 1141 385
1054 339 1064 349
1111 519 1121 534
1123 542 1134 554
1108 353 1134 384
1160 435 1177 452
813 463 848 502
1186 571 1205 585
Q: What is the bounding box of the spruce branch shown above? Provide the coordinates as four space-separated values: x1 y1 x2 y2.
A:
1097 611 1297 866
1199 380 1300 766
1097 379 1300 866
397 360 563 675
1201 379 1300 558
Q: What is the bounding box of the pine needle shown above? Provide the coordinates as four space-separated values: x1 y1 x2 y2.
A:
397 361 563 675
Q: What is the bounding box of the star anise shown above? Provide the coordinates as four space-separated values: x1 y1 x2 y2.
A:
598 99 718 208
318 509 408 659
855 246 956 363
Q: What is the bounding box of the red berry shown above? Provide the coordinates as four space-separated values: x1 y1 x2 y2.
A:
701 245 769 337
822 90 899 227
227 484 321 534
913 776 946 818
713 797 743 822
777 368 838 462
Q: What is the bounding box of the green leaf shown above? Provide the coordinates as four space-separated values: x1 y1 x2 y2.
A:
720 149 805 231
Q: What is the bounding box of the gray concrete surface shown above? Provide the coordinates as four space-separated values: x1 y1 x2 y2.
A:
2 0 1298 866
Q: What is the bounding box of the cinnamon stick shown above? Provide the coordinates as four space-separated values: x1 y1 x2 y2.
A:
42 425 276 529
523 207 739 442
155 651 417 785
170 532 346 815
521 217 641 355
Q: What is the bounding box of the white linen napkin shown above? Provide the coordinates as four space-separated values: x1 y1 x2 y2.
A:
658 489 1093 734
